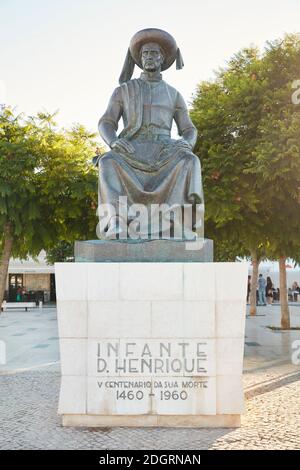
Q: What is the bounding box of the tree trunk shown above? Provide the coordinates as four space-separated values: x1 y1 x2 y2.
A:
0 223 13 313
279 256 290 329
249 249 259 316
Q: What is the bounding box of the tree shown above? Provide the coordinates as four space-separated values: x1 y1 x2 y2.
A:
191 34 300 324
247 35 300 327
190 46 268 315
0 108 99 309
45 241 74 264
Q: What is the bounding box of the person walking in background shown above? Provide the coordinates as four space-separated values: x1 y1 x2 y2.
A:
247 275 251 303
292 281 300 301
266 276 274 306
258 274 267 306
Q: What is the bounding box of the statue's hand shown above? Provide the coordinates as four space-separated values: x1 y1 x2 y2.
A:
111 138 135 155
176 139 192 151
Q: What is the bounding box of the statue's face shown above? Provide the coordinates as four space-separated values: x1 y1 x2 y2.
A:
141 43 164 72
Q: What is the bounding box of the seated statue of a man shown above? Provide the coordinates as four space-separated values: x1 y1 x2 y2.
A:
97 28 204 240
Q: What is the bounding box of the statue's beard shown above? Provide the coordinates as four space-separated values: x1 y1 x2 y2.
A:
143 62 159 72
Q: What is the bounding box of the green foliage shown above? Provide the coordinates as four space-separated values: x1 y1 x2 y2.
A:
45 241 74 264
0 108 100 259
191 34 300 261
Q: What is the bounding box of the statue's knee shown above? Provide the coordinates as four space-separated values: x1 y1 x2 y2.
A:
184 153 201 170
98 152 116 170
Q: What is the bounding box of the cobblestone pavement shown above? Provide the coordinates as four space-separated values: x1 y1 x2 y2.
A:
0 306 299 449
0 361 299 450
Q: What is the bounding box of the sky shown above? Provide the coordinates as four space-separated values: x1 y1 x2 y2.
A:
1 0 300 137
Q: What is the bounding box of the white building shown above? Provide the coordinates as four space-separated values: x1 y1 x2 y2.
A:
5 251 56 303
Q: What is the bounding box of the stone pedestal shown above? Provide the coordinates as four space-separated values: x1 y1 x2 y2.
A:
55 262 247 427
75 238 213 263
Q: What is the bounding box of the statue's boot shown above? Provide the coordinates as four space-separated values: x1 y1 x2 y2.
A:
105 216 126 240
182 228 197 241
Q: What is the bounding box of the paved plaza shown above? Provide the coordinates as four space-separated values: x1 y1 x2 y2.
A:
0 305 299 450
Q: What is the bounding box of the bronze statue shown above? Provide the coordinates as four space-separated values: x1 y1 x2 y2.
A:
97 28 204 240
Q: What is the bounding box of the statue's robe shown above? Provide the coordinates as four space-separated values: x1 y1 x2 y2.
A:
98 75 204 236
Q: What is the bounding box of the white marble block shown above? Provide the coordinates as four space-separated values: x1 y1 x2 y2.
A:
56 261 248 427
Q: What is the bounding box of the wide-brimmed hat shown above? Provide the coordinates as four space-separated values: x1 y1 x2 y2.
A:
119 28 184 84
